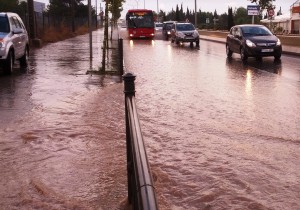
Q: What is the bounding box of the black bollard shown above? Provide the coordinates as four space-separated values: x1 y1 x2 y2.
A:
123 72 136 97
119 38 124 76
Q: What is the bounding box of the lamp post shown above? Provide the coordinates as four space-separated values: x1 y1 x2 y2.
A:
157 0 159 14
135 0 138 8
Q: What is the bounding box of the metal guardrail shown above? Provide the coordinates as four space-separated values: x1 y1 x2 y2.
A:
123 73 159 210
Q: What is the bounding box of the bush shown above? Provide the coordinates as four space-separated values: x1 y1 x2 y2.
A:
41 23 92 43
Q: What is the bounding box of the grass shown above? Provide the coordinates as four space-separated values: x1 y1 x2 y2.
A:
199 30 300 47
40 24 94 43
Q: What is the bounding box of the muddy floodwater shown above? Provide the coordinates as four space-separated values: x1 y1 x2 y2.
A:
122 34 300 210
0 29 127 209
1 27 300 210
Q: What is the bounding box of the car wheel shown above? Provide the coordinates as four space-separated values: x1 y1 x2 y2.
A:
240 47 248 61
274 54 281 60
175 39 180 45
19 46 29 67
226 44 233 57
4 50 13 74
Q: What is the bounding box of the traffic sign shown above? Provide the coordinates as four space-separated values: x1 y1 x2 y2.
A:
268 9 275 17
247 5 260 16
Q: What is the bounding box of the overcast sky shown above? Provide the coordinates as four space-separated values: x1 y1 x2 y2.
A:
37 0 296 17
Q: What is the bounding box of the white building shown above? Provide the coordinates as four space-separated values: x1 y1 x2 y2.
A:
19 0 46 13
261 0 300 34
33 1 46 13
291 0 300 33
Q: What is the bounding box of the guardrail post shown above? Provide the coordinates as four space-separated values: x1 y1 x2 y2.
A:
123 72 136 205
119 38 124 76
123 72 136 97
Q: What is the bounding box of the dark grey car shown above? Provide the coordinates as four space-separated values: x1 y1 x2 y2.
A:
162 21 176 40
226 24 282 61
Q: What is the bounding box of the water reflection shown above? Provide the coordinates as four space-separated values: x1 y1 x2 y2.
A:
245 70 253 97
225 57 282 76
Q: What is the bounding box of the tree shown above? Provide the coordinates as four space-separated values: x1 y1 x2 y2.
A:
218 13 228 30
158 10 167 22
234 7 252 25
227 7 234 30
277 7 282 16
0 0 19 12
175 5 180 21
249 0 275 10
0 0 27 16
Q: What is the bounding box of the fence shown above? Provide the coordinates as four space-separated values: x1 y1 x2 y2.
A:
123 73 159 210
20 12 98 38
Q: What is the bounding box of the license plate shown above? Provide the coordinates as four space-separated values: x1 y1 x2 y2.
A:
261 49 274 52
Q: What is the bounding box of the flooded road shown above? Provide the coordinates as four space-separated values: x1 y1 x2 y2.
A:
1 26 299 210
121 30 300 209
0 29 127 209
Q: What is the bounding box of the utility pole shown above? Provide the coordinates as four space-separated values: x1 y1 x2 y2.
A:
96 0 98 28
27 0 36 39
88 0 92 62
27 0 42 46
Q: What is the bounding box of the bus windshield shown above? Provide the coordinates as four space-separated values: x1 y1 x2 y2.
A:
126 11 154 28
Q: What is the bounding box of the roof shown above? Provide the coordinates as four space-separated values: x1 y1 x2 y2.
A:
260 14 290 23
127 9 153 13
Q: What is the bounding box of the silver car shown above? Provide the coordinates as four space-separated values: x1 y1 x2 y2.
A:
0 12 29 74
170 22 200 47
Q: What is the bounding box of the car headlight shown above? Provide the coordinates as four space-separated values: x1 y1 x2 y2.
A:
276 38 281 46
193 31 199 37
246 39 256 48
177 32 185 38
167 31 171 35
0 39 4 48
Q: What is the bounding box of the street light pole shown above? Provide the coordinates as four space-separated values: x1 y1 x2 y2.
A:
88 0 92 62
157 0 159 14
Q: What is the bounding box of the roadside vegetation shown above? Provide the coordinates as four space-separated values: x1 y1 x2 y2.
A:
41 24 94 43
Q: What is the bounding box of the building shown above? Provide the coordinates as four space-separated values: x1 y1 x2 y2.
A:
291 0 300 33
260 0 300 34
33 1 46 14
19 0 46 13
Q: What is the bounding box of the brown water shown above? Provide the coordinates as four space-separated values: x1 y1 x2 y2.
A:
122 37 300 210
1 28 299 210
0 29 128 209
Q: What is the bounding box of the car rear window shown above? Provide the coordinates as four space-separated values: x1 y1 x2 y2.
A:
0 16 10 33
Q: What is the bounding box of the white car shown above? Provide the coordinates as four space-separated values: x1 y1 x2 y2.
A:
0 12 29 74
155 22 163 31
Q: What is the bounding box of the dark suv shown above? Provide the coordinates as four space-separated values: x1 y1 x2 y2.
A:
0 12 29 74
162 21 176 40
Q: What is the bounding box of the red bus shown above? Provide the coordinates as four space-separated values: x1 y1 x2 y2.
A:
126 9 155 39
